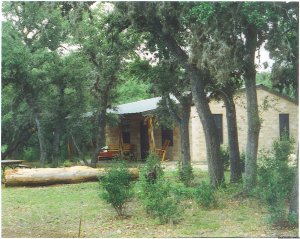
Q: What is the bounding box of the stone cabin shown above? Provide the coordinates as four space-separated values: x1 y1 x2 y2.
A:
106 85 298 163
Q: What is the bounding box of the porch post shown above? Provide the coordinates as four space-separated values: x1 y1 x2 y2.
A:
147 117 156 151
118 123 124 156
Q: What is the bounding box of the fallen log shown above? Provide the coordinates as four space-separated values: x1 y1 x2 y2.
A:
4 166 139 187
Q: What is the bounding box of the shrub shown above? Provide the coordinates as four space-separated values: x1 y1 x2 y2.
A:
138 153 180 223
171 182 195 201
99 160 134 217
255 136 296 225
177 161 194 187
288 211 298 227
193 181 217 208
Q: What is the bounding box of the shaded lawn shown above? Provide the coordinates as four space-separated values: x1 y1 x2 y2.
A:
2 171 298 238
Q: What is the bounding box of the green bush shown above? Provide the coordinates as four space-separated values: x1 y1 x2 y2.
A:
177 161 194 187
99 160 134 217
138 153 180 224
255 136 296 225
288 211 298 227
171 182 194 201
193 181 217 208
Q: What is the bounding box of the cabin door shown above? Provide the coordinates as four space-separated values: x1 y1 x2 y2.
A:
140 121 149 159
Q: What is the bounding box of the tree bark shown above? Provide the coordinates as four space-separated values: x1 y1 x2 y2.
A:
189 70 224 188
243 25 261 192
220 90 242 183
179 97 192 167
4 166 139 187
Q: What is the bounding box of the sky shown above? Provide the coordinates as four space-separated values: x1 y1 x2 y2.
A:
255 43 274 72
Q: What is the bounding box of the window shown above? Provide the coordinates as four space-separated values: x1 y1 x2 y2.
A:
121 120 130 144
213 114 223 144
161 127 173 146
279 114 289 138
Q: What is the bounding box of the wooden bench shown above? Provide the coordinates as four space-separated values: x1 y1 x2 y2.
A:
98 144 121 160
97 144 137 161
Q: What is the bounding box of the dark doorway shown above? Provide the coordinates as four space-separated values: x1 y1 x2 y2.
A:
140 121 149 159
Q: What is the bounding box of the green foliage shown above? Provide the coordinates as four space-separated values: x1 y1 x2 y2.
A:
255 137 296 224
288 211 298 227
22 147 40 162
137 153 180 223
99 160 134 217
193 181 217 208
116 76 153 104
1 145 8 154
273 135 295 162
256 72 272 88
177 161 194 187
220 145 230 171
171 182 195 201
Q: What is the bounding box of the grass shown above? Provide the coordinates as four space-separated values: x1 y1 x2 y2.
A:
2 169 298 238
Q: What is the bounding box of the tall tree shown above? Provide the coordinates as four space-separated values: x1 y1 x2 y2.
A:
2 2 65 165
114 2 224 187
186 2 244 183
266 2 299 100
2 2 87 166
188 2 297 190
71 3 140 166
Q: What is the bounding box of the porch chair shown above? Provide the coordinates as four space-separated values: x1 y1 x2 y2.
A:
155 140 170 162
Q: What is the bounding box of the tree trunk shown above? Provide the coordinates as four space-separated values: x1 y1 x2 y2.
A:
92 101 108 167
243 25 261 193
179 97 192 167
189 72 224 188
35 116 48 167
161 34 224 187
4 166 139 187
220 90 242 183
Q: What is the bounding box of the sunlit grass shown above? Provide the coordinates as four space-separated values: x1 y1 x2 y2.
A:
2 169 298 238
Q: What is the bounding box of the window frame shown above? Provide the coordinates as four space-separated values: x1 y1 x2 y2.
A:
279 113 289 139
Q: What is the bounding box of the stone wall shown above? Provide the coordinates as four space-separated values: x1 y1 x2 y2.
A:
190 86 298 163
106 86 298 163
